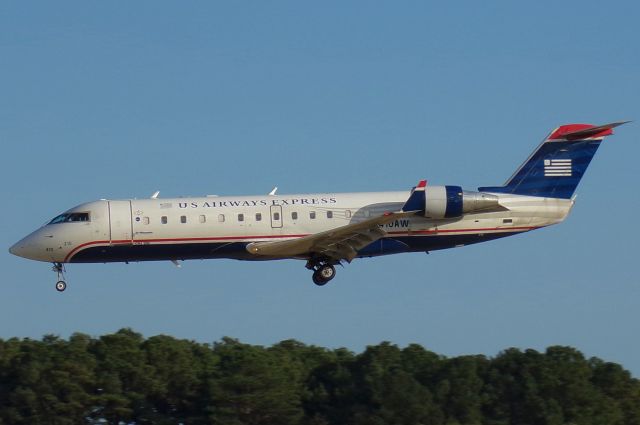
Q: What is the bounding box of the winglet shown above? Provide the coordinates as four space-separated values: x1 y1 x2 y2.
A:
151 191 160 199
268 187 278 196
402 180 427 212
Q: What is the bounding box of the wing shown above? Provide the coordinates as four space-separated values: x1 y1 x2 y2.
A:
246 180 427 264
246 211 417 263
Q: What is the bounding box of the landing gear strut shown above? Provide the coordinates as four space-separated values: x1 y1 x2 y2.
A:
306 260 336 286
52 263 67 292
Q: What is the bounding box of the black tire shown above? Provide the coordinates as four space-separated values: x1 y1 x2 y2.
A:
312 270 328 286
312 264 336 286
55 281 67 292
319 264 336 281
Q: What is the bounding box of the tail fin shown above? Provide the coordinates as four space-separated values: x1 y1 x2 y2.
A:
478 121 628 199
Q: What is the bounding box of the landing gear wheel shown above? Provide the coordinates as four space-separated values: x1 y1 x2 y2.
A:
312 272 326 286
319 264 335 280
52 262 68 292
312 264 336 286
55 281 67 292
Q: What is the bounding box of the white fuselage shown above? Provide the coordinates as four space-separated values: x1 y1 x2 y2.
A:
9 190 573 264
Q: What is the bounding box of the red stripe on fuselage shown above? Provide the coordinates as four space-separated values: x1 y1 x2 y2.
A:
64 240 111 262
63 234 309 262
387 225 536 235
63 226 538 262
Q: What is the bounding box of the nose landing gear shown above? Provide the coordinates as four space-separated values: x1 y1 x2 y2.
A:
52 263 67 292
306 260 337 286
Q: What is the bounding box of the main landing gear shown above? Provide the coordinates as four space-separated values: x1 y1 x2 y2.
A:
306 260 337 286
53 262 67 292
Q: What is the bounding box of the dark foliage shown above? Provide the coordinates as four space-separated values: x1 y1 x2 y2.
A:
0 329 638 424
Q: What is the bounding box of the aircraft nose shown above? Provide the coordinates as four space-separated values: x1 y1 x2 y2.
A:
9 233 46 261
10 230 61 262
9 240 29 259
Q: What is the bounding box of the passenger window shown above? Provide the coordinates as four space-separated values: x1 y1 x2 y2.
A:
291 212 298 220
180 215 187 224
199 215 206 223
327 211 333 219
274 212 280 221
310 211 316 219
161 216 168 224
238 214 244 222
143 217 150 225
256 213 262 221
218 214 225 223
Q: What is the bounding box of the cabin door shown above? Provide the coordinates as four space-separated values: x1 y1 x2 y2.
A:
270 205 283 228
108 201 133 244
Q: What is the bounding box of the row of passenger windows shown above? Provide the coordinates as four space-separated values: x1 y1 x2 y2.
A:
150 210 343 225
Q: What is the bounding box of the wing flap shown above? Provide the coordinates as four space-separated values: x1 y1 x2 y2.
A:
323 242 359 263
246 211 413 262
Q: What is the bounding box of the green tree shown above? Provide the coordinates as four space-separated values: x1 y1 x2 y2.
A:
138 334 214 424
433 355 486 425
484 348 566 425
207 337 303 425
590 358 640 425
2 330 640 425
88 328 155 424
304 347 357 425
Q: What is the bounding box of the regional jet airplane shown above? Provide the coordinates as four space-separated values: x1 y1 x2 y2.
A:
9 122 627 291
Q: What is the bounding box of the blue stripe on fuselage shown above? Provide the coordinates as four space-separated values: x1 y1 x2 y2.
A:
69 232 525 263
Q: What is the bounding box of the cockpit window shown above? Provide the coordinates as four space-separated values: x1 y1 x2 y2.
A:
48 214 67 224
48 212 90 224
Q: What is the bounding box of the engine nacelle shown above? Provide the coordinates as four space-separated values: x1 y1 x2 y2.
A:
423 185 500 219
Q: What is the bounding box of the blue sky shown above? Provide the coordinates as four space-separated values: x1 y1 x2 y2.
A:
2 1 639 375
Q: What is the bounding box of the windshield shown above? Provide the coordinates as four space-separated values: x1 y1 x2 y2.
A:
48 212 90 224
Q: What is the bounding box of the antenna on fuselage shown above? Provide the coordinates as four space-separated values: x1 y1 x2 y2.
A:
151 191 160 199
268 187 278 196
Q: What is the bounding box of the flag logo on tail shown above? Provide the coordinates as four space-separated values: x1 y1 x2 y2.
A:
544 159 572 177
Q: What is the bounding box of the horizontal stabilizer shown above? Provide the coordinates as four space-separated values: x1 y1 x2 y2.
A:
549 121 630 141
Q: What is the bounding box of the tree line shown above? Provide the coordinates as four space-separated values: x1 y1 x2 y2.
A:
0 328 638 424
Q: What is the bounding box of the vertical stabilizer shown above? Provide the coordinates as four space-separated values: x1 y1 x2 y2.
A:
478 122 628 199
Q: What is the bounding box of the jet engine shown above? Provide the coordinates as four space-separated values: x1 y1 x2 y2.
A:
423 186 500 219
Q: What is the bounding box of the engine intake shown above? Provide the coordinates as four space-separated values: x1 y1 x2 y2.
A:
424 185 500 219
